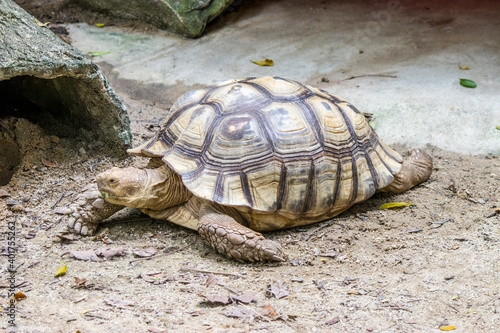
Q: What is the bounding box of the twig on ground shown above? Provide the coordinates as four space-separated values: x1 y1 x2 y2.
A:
339 73 398 83
180 267 243 278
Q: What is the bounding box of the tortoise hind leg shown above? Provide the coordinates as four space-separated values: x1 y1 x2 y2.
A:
380 149 433 194
197 204 287 262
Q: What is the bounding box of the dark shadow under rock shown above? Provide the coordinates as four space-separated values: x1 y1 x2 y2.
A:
0 0 132 158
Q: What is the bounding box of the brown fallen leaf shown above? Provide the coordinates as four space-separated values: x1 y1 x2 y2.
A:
201 294 231 305
41 158 58 168
266 281 289 299
56 233 76 242
96 247 125 259
233 293 258 304
326 316 340 325
66 250 101 262
22 229 37 239
259 304 277 317
132 247 157 258
73 277 88 288
204 274 218 287
5 199 21 206
224 306 254 318
105 297 135 309
140 272 170 284
14 292 27 301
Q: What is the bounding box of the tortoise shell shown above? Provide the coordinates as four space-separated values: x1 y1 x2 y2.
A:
129 77 402 227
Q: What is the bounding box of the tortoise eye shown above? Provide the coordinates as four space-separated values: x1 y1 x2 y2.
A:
109 178 117 184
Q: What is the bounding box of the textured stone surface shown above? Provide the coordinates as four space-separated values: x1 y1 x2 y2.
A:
0 0 131 151
75 0 234 38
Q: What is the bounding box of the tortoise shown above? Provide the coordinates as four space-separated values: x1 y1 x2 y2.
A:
61 76 432 262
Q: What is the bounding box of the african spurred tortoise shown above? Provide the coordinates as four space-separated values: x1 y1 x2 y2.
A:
61 77 432 262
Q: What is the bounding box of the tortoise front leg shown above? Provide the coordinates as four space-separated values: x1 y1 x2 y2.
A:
197 205 287 262
59 183 123 235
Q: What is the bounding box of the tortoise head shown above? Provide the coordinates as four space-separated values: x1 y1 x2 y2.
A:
96 165 192 210
96 167 150 208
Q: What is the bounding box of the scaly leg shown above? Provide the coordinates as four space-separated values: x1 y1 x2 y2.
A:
197 204 287 262
58 183 123 235
380 149 433 193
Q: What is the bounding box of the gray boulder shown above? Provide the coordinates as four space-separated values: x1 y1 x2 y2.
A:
74 0 235 38
0 0 132 152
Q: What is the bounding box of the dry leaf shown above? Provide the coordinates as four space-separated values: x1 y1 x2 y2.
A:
35 20 51 27
55 264 67 277
380 202 415 210
251 58 274 66
132 247 157 258
233 293 258 304
440 326 456 331
73 277 88 287
204 274 218 287
105 297 135 309
96 23 106 27
14 292 26 300
68 250 101 262
224 306 254 318
201 294 231 305
266 281 289 299
259 304 277 317
140 272 170 284
458 64 469 70
96 247 125 259
41 158 58 168
326 316 340 325
56 233 76 242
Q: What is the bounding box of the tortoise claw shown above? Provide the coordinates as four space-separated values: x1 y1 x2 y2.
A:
55 183 122 236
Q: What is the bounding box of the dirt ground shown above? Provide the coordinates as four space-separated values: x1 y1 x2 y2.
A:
2 1 500 333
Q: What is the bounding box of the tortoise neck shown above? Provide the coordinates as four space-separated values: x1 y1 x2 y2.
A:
143 164 192 210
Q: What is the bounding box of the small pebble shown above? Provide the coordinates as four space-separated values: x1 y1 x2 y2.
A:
444 275 455 280
0 189 9 198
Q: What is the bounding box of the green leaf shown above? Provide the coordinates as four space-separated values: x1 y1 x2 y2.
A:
89 51 111 57
95 23 106 27
251 58 274 66
380 202 415 210
496 126 500 130
459 79 476 88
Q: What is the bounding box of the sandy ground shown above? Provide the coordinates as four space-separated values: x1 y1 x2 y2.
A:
1 1 499 332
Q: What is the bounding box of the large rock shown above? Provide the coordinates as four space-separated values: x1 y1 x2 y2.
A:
0 0 132 153
75 0 234 38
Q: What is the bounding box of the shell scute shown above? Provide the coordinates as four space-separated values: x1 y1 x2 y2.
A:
130 77 403 215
